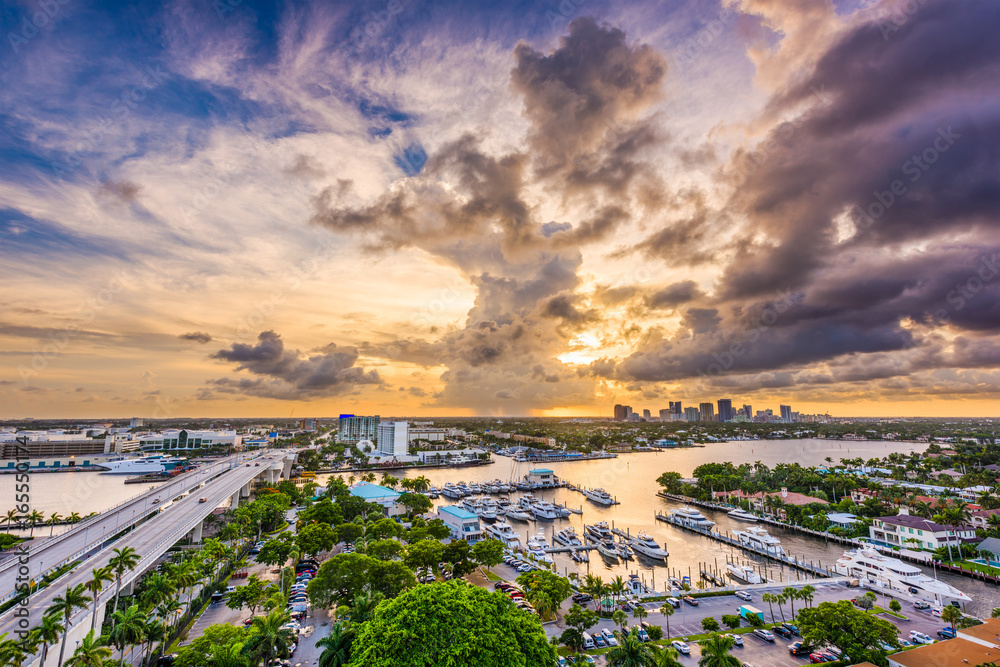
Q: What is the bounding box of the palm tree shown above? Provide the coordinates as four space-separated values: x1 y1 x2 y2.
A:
3 510 18 531
584 575 604 611
47 584 92 667
775 593 787 622
610 575 626 603
941 605 962 633
799 584 815 609
612 609 628 631
652 645 683 667
210 641 249 667
659 602 675 638
27 509 44 537
170 560 198 606
605 628 655 667
317 622 355 667
633 605 649 625
761 593 776 623
63 630 112 667
348 590 384 624
783 586 797 618
141 618 166 667
108 605 147 667
697 633 739 667
28 613 64 667
243 608 296 667
109 546 140 618
140 573 176 609
68 511 82 524
411 476 431 492
47 512 64 536
0 633 28 667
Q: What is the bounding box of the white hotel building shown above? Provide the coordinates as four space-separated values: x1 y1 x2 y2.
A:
136 429 242 452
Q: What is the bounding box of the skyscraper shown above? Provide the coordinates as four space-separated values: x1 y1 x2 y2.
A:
377 421 409 457
658 408 671 420
742 404 753 419
780 405 793 422
699 402 715 422
717 398 733 422
684 407 700 421
338 414 380 443
642 409 651 419
613 404 629 421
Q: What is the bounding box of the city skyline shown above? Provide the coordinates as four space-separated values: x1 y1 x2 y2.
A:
2 0 999 419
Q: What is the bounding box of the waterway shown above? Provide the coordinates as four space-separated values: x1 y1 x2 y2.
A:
2 438 996 615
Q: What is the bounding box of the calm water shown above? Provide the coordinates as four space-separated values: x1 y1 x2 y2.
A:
321 439 999 616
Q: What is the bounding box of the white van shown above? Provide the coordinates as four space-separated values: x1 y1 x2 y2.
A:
582 632 595 650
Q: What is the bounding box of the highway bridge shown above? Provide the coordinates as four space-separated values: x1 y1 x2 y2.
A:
2 449 299 666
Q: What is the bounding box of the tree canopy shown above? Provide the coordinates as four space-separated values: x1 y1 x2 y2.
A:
307 553 417 607
350 580 557 667
798 600 899 666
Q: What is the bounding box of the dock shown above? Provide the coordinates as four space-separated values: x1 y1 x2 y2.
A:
654 510 836 579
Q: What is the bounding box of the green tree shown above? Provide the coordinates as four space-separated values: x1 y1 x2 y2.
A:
397 492 433 517
108 546 140 619
697 633 739 667
606 628 655 667
565 604 598 635
800 584 816 609
335 522 364 545
633 605 649 625
108 604 147 667
175 624 247 667
46 584 92 667
612 609 628 631
257 534 296 567
63 630 112 667
652 645 682 667
308 553 416 607
366 539 403 561
368 518 403 540
317 622 355 667
854 591 876 611
296 522 337 558
797 600 899 666
27 613 63 667
404 539 445 571
941 604 962 633
701 617 720 632
515 570 573 622
243 608 297 667
721 614 741 630
656 472 685 495
472 539 506 570
659 602 675 638
889 599 902 614
783 586 798 618
227 574 274 618
761 593 777 623
350 581 556 666
558 627 586 655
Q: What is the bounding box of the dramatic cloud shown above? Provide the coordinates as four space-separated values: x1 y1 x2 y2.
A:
179 332 213 344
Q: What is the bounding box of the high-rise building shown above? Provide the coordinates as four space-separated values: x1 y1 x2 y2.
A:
338 415 380 443
684 407 700 421
129 417 144 428
642 409 651 419
699 402 715 422
780 405 793 423
717 399 733 422
742 404 753 419
377 421 409 457
613 404 630 421
658 408 671 420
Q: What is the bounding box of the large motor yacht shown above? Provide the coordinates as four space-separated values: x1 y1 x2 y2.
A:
726 562 763 584
585 521 613 541
580 487 617 505
554 526 582 547
97 454 186 474
733 526 785 557
484 520 521 549
727 507 758 522
629 532 668 560
835 547 972 606
668 507 716 529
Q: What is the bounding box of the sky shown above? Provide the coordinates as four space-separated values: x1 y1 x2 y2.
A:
0 0 998 419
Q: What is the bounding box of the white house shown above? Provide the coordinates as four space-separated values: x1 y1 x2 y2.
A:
349 482 405 517
437 505 482 543
869 512 976 551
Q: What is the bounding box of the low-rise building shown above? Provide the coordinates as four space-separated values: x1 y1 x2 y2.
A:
437 505 482 543
888 618 1000 667
869 512 976 550
348 482 404 517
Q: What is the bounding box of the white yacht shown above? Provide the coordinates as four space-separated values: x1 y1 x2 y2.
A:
668 507 716 529
629 532 668 560
526 530 554 564
479 498 499 523
596 540 619 560
529 501 559 520
733 526 785 556
726 562 762 584
505 507 531 522
727 508 758 522
571 549 589 563
442 483 465 499
616 542 634 559
97 455 186 474
484 520 521 549
835 547 972 606
554 526 582 547
580 487 617 505
585 521 613 541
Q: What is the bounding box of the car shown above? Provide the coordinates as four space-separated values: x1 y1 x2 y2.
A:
809 653 833 663
198 497 208 503
753 629 774 642
593 635 607 649
938 627 956 639
558 658 569 667
781 623 800 637
255 463 260 466
638 629 650 642
913 600 931 610
665 597 681 607
723 633 743 647
152 499 161 504
246 463 251 467
897 639 914 647
909 631 933 644
572 593 592 604
773 625 792 639
577 657 596 665
671 641 690 655
788 641 811 656
930 607 943 617
682 596 698 606
735 590 752 601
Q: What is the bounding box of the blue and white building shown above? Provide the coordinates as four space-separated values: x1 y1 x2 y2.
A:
437 505 482 543
349 482 404 517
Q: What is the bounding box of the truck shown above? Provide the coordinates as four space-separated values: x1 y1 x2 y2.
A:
738 605 764 623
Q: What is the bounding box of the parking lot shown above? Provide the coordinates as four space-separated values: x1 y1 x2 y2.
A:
486 562 957 667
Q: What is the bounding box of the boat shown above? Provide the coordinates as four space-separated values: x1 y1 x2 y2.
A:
733 526 785 556
505 508 531 522
727 508 758 522
441 483 465 499
834 547 972 606
596 540 620 560
629 532 668 560
726 562 762 584
616 542 634 559
484 520 521 549
531 501 560 520
668 507 716 529
626 574 648 595
585 521 613 541
526 530 554 564
554 526 582 547
580 487 617 505
97 454 187 474
554 505 572 518
571 549 589 563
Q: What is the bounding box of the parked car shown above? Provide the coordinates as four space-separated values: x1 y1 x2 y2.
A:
938 627 956 639
909 631 933 645
897 639 914 647
682 596 698 606
571 593 592 604
593 635 607 649
735 590 752 601
753 629 774 642
781 623 800 636
671 641 690 655
637 629 650 642
809 653 833 663
665 597 681 607
788 641 812 656
913 600 931 610
773 625 792 639
723 633 743 647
